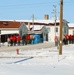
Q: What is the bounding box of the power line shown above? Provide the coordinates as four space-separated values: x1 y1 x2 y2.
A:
0 1 73 9
0 2 59 8
0 1 73 11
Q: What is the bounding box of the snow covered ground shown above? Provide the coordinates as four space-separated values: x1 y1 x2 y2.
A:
0 44 74 75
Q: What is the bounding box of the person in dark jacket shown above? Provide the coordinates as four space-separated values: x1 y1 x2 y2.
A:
63 37 67 45
10 35 13 46
13 35 17 46
17 35 21 46
22 35 27 45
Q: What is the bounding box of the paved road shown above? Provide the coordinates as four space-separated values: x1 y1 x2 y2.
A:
0 42 55 52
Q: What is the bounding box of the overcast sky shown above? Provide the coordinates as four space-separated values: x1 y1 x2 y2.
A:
0 0 74 23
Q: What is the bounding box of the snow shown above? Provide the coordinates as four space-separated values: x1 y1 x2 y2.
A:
0 44 74 75
16 19 60 24
26 25 44 30
0 19 60 24
68 23 74 27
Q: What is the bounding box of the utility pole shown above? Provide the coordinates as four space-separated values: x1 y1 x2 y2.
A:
32 14 34 33
59 0 63 55
53 5 57 46
0 30 1 47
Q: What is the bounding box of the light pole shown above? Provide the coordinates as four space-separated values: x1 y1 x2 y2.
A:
32 14 34 33
53 5 57 46
59 0 63 55
0 30 1 47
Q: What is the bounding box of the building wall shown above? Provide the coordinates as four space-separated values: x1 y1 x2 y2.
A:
69 29 74 35
0 20 69 43
47 26 60 42
46 22 68 42
68 23 74 35
41 26 48 41
63 22 68 35
19 23 28 38
1 29 19 35
0 29 19 42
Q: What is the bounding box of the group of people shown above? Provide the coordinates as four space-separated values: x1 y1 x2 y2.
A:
54 34 74 46
21 34 34 45
63 34 74 45
7 34 34 46
7 34 21 46
8 34 74 46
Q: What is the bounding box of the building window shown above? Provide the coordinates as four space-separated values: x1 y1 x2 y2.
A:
47 28 50 32
73 30 74 34
56 27 58 32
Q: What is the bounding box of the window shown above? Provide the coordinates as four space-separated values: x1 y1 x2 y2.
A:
73 30 74 34
56 27 58 32
47 28 50 32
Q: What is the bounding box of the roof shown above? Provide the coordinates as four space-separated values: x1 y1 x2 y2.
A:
0 21 20 28
0 20 48 29
15 19 60 24
0 19 59 24
27 25 47 34
0 19 68 29
27 25 44 31
68 23 74 29
68 23 74 27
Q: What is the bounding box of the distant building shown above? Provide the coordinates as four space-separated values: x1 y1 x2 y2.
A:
68 23 74 35
0 15 69 43
0 20 48 43
20 19 68 42
27 24 48 42
0 21 21 42
19 23 28 38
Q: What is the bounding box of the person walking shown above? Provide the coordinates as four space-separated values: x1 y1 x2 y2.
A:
13 35 17 46
17 35 21 46
7 37 10 47
10 35 13 46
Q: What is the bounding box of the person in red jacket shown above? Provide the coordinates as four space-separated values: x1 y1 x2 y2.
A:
13 35 17 46
69 34 72 44
26 35 30 44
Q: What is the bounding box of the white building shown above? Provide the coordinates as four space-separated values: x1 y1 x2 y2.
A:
27 24 48 42
0 20 48 43
68 23 74 35
20 19 68 42
0 17 68 43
